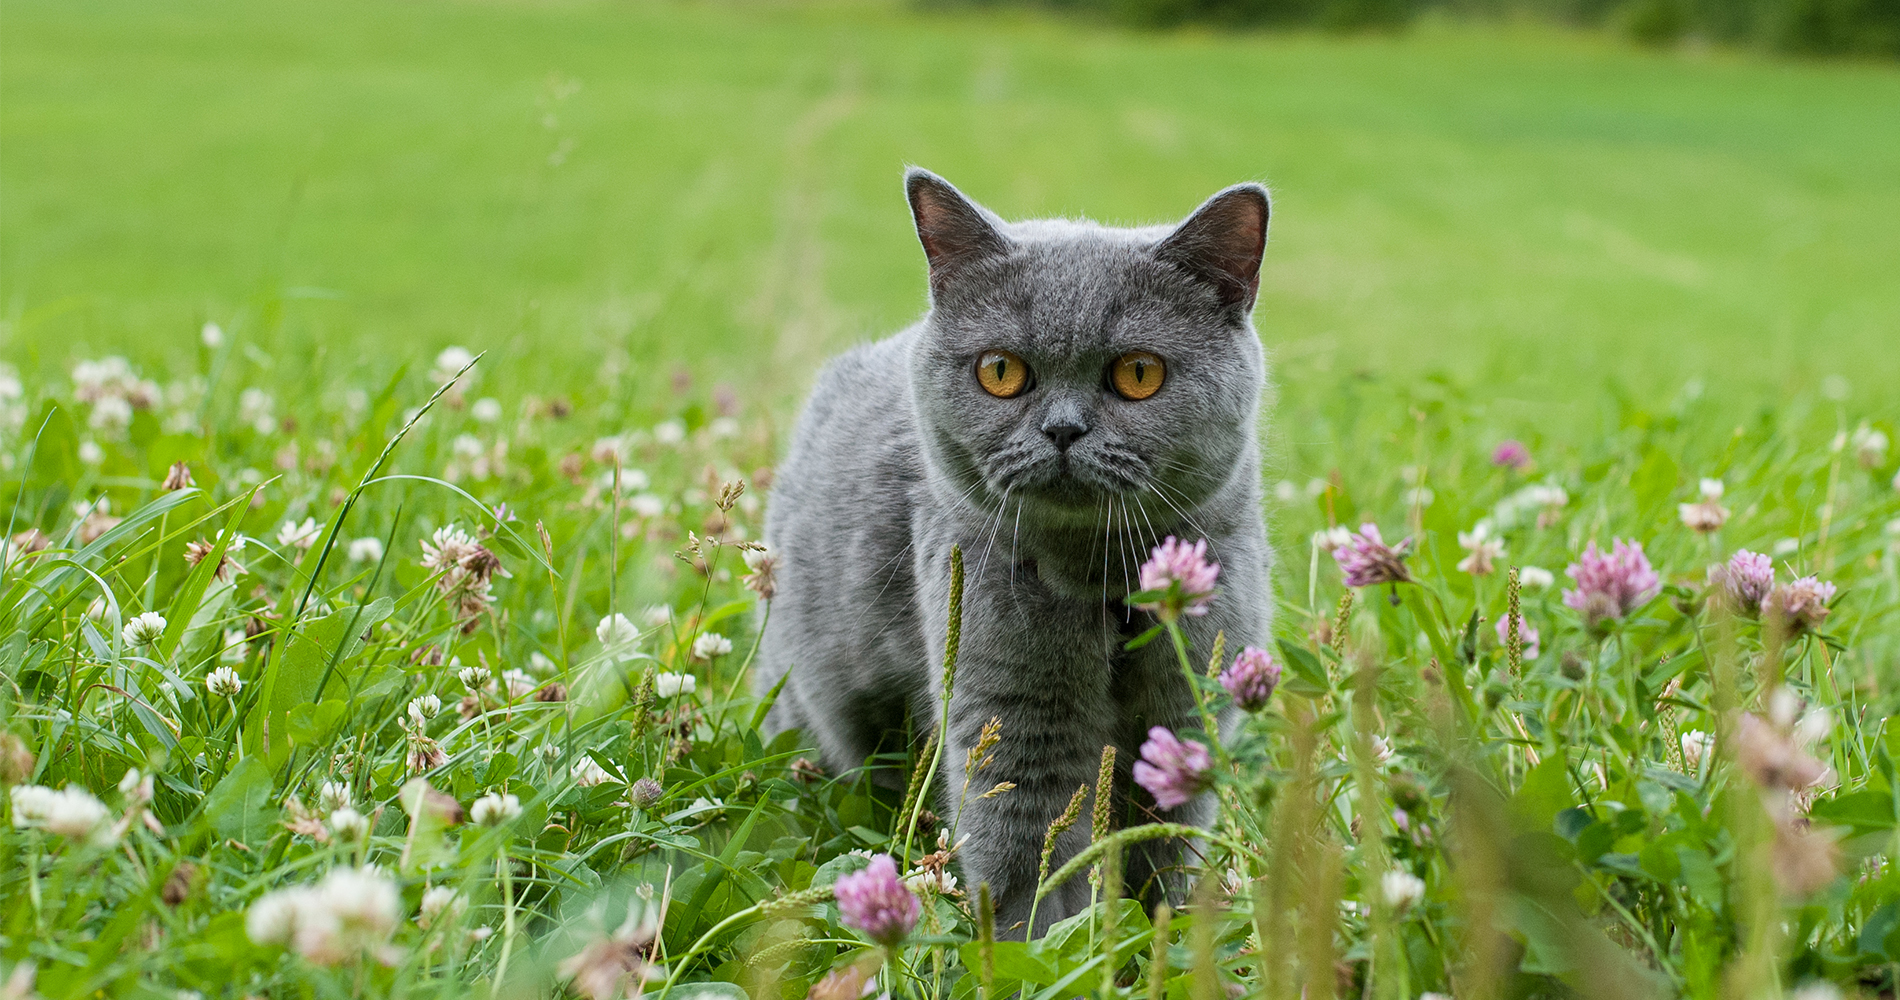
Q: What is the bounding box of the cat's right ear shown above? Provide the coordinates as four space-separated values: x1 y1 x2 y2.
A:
906 168 1010 290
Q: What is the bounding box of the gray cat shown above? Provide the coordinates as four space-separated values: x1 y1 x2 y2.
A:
755 168 1272 936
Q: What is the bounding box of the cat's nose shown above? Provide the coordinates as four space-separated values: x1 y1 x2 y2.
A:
1042 417 1090 451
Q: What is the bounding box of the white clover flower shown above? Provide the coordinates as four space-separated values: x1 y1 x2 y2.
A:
1791 981 1844 1000
470 397 503 422
201 322 224 348
317 780 352 813
653 671 697 698
528 651 557 675
595 613 640 651
1311 526 1353 553
346 537 385 563
122 612 167 646
905 869 959 895
1794 707 1834 748
238 388 276 434
628 494 666 519
206 666 243 698
248 866 401 964
12 785 112 844
245 889 304 946
1518 566 1555 590
501 669 535 700
220 629 248 662
470 792 521 828
1851 425 1889 470
1773 537 1801 557
329 807 370 842
451 434 483 460
457 666 489 691
1381 869 1425 910
276 518 320 551
1455 522 1506 577
1681 730 1714 772
407 694 441 726
641 605 672 629
596 467 650 492
417 885 464 929
709 416 740 438
572 756 617 787
1698 477 1725 501
77 440 105 465
431 346 476 383
89 396 133 433
690 633 732 662
652 419 686 446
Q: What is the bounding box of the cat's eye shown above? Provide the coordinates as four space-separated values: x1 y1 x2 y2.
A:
1110 352 1166 401
975 350 1030 399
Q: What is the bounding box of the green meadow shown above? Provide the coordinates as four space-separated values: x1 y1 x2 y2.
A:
4 2 1900 997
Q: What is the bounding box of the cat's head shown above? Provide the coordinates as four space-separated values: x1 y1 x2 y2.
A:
904 168 1270 527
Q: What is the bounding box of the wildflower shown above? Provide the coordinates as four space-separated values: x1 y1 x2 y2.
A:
1767 576 1836 635
809 963 875 1000
417 886 465 930
1133 536 1221 621
1219 647 1281 711
1333 524 1412 588
183 535 246 583
405 732 447 774
420 525 504 628
1681 730 1714 772
161 462 194 491
690 633 732 662
1455 522 1505 577
742 546 778 599
347 537 385 563
572 757 618 787
652 418 686 446
122 611 167 646
1733 712 1828 793
1678 478 1730 533
329 807 371 842
430 346 476 384
317 781 352 813
276 518 320 551
1561 539 1660 628
1712 550 1775 615
6 529 50 564
1132 726 1212 809
905 868 960 895
557 909 663 1000
470 792 521 828
200 322 224 348
206 666 243 698
833 854 921 947
458 665 489 691
1381 869 1426 911
595 613 640 652
629 778 664 809
653 672 697 698
1491 439 1532 471
245 866 401 965
1494 613 1540 660
1494 482 1569 530
407 695 441 726
10 784 113 844
471 397 503 422
1851 424 1889 470
77 508 121 544
1311 526 1354 554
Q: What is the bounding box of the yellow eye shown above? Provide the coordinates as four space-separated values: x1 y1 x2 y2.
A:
1110 352 1165 401
976 350 1030 399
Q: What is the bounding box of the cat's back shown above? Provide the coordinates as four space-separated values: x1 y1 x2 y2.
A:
755 328 930 722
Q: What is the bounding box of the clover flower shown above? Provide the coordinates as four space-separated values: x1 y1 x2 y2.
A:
557 908 663 1000
328 807 370 842
470 792 520 828
245 866 401 965
690 633 732 663
1491 439 1532 471
317 781 352 814
206 666 243 698
276 518 321 551
1220 647 1281 711
653 671 697 698
629 778 664 809
407 694 441 726
596 613 640 652
420 525 505 628
1768 576 1836 635
1681 730 1714 773
833 854 920 947
1518 566 1555 590
1133 536 1220 621
1561 539 1659 628
430 346 476 385
183 536 246 583
742 546 778 600
122 612 167 647
1494 613 1540 660
417 886 465 930
10 784 113 844
1132 726 1212 810
1852 424 1889 470
346 537 384 563
1381 869 1425 911
1712 549 1775 615
572 757 618 787
1311 526 1354 554
1678 478 1730 534
1333 524 1412 588
161 462 195 491
1455 522 1505 577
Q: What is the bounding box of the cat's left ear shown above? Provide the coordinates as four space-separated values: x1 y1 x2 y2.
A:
1153 183 1271 315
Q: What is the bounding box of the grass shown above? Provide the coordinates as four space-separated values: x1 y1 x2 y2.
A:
2 0 1900 997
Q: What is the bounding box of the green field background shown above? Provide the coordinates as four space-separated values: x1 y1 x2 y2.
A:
5 0 1898 426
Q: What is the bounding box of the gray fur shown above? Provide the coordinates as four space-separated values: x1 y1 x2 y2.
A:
755 168 1273 936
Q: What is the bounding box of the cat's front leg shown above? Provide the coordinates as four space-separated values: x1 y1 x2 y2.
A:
916 546 1117 939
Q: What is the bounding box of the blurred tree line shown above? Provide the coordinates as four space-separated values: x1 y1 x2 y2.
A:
932 0 1899 56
